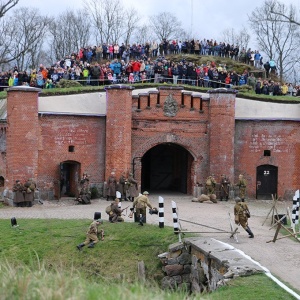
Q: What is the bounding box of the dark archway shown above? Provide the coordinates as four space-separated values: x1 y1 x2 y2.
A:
141 143 192 194
59 161 80 198
256 164 278 199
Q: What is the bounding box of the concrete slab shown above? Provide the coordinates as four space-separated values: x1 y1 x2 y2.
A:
185 237 264 276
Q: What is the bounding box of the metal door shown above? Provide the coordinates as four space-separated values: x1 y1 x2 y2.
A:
256 165 278 199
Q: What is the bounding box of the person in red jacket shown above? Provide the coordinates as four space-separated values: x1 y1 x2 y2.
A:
131 60 141 82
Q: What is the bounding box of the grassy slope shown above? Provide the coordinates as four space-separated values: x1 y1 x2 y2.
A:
0 219 297 299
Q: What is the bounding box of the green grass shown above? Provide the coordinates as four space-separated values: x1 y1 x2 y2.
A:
278 219 300 240
0 219 177 281
0 219 298 299
202 274 296 300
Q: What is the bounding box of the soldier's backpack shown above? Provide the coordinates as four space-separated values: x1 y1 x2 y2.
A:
105 204 112 215
206 178 212 186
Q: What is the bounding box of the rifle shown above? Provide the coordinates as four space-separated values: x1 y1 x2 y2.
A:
221 184 228 196
129 207 134 218
121 205 130 216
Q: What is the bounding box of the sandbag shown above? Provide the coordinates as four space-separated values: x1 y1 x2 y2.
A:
198 194 210 203
210 194 217 203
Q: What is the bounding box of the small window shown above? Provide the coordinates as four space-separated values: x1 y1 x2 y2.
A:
69 145 75 152
264 150 271 156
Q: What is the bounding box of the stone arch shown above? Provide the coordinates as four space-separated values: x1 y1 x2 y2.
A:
133 133 200 161
133 134 203 195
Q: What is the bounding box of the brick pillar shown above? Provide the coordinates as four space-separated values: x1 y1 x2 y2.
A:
6 86 41 188
208 89 236 181
105 85 134 180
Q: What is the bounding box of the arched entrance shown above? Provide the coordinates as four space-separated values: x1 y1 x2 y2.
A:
59 161 80 198
256 164 278 199
141 143 193 194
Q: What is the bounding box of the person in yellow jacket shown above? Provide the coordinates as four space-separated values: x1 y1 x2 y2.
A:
281 83 288 96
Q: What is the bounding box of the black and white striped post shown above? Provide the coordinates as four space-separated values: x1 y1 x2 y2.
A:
172 200 182 242
292 190 299 226
158 196 164 228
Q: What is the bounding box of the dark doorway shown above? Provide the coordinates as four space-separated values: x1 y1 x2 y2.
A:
141 143 191 193
256 165 278 199
59 161 80 198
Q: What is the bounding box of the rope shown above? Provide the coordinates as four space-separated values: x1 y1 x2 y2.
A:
180 218 228 233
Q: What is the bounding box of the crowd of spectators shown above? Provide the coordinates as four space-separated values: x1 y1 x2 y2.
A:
0 38 299 96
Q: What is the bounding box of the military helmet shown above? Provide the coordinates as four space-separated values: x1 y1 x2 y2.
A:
235 197 241 202
143 191 149 195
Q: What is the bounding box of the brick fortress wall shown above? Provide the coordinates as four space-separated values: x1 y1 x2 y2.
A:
235 120 300 199
38 115 106 194
4 86 300 200
105 86 236 195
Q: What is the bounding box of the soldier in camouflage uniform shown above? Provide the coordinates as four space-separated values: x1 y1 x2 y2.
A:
76 173 91 204
205 175 216 195
234 197 254 238
236 174 247 202
77 219 104 250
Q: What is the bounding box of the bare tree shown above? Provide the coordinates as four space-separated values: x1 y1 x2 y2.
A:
249 0 300 82
222 27 250 50
269 1 300 26
85 0 124 44
134 24 154 45
148 12 183 41
0 0 19 18
0 7 50 70
48 10 91 60
122 7 140 46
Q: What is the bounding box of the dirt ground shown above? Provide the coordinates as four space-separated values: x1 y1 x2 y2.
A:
0 193 299 293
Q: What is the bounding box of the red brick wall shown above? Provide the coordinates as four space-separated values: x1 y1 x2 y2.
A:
5 86 300 200
209 91 236 180
235 120 300 199
131 87 210 194
105 86 134 180
0 126 7 182
6 88 39 187
38 115 106 191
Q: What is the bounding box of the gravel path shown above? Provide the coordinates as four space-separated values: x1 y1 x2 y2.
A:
0 193 299 292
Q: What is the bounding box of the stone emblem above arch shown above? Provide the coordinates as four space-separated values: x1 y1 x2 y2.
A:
163 94 179 117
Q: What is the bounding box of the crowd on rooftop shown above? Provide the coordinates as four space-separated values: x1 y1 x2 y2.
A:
0 38 299 96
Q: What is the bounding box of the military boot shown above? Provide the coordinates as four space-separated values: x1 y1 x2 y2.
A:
245 226 254 238
138 215 144 226
88 242 95 248
77 243 85 251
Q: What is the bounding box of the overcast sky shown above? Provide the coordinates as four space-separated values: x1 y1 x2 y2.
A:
17 0 299 49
